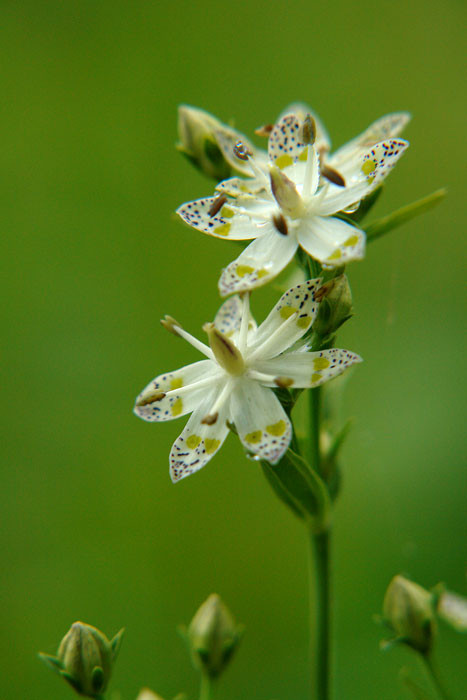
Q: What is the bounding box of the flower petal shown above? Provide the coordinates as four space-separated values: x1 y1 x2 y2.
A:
170 386 230 482
329 112 411 168
254 349 362 388
268 115 307 168
216 177 269 198
248 279 322 358
314 181 372 217
277 102 331 153
214 126 269 176
298 216 365 267
229 380 292 464
214 295 257 339
176 196 264 241
333 138 409 190
134 360 218 422
218 228 298 296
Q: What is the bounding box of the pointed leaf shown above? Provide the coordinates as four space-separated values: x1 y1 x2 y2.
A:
366 189 446 242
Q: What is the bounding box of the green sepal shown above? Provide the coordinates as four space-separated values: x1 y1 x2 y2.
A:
261 448 331 531
91 666 104 692
110 627 124 661
399 668 434 700
59 669 82 693
38 652 63 674
365 188 446 243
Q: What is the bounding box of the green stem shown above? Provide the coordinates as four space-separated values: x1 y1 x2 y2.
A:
199 673 215 700
309 529 331 700
309 386 321 472
422 653 452 700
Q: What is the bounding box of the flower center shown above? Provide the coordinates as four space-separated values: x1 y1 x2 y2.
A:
205 323 245 376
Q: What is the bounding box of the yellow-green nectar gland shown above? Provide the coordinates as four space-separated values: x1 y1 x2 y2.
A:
205 324 245 375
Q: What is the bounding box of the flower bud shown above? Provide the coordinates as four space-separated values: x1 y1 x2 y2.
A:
313 275 353 340
177 105 232 181
136 689 166 700
39 621 124 698
383 576 436 654
187 594 243 678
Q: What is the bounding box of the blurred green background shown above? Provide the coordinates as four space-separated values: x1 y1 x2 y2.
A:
1 1 465 698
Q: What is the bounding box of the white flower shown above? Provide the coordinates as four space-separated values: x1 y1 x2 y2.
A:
177 114 409 296
134 281 361 482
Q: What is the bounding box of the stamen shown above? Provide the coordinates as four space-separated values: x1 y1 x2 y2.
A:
173 325 214 359
274 376 294 388
161 315 182 336
201 412 218 425
321 163 346 188
247 312 298 362
302 114 317 145
135 391 166 407
255 124 274 138
272 212 288 236
237 293 250 355
206 378 235 418
208 194 227 217
233 141 253 161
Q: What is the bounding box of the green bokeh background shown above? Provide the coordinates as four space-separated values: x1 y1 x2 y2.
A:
1 1 465 698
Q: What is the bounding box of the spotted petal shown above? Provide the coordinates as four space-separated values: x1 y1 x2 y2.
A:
333 139 409 190
277 102 331 153
218 228 298 297
216 176 270 199
248 279 322 359
214 295 257 339
176 196 266 241
330 112 411 168
298 216 365 267
230 380 291 465
214 127 268 177
134 360 218 422
268 115 308 168
254 349 362 388
170 386 230 482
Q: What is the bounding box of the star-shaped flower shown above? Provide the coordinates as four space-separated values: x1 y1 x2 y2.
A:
134 281 361 482
177 114 409 296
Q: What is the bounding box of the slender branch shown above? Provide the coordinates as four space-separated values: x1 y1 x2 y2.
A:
421 653 452 700
365 188 446 243
199 673 215 700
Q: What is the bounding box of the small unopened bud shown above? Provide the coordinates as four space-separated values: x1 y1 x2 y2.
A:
313 275 353 339
269 166 304 219
383 576 436 654
39 621 124 698
177 105 231 181
161 315 182 336
136 689 166 700
187 594 243 679
205 323 245 376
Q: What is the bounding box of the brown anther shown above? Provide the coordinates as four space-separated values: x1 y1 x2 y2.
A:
255 124 274 138
201 412 218 425
315 281 334 302
208 194 227 217
274 377 294 389
272 212 289 236
136 391 166 407
161 315 182 336
321 163 346 188
302 114 317 145
233 141 252 161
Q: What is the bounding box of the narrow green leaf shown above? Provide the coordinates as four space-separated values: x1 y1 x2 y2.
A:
261 448 331 530
366 189 446 243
